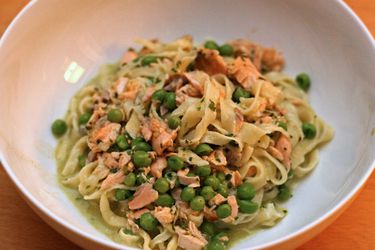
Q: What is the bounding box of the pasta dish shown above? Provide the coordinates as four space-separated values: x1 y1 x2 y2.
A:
52 36 333 250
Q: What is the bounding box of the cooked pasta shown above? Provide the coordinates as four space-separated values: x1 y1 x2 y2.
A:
53 36 333 250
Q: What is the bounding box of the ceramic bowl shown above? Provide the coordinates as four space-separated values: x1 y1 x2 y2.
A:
0 0 374 249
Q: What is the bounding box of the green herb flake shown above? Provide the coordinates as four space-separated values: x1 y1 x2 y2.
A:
208 100 216 111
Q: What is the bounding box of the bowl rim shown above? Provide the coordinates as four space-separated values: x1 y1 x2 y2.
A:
0 0 374 249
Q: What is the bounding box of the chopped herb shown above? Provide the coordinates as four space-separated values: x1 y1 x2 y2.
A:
288 169 294 178
278 122 288 131
196 106 201 111
75 196 83 201
78 155 87 168
132 57 141 63
123 228 134 235
110 168 118 173
187 62 195 71
229 140 238 147
208 100 216 111
188 157 193 161
146 76 155 82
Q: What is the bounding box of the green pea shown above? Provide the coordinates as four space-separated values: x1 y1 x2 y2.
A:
205 240 225 250
238 199 258 213
194 143 213 156
116 135 130 150
216 204 231 218
78 155 86 168
278 185 292 201
201 186 215 201
132 141 152 151
139 212 158 231
167 156 184 171
155 194 175 207
79 113 91 125
51 119 67 136
132 151 152 167
168 116 181 129
107 108 123 123
216 172 226 182
115 189 132 201
296 73 311 91
232 87 251 103
200 221 216 237
218 44 234 57
237 182 256 200
164 92 177 110
217 184 229 198
302 123 317 139
204 40 219 50
181 187 196 202
153 177 170 193
190 196 205 211
152 89 167 103
278 122 288 131
204 176 219 190
195 165 211 177
124 173 136 187
141 56 158 66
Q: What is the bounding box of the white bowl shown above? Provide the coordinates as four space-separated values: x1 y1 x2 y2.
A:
0 0 374 249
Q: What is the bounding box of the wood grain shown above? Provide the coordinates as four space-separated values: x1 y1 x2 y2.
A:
0 1 374 249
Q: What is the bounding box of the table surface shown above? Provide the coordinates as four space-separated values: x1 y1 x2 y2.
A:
0 1 374 249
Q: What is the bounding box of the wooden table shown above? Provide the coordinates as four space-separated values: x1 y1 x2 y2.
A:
0 1 374 249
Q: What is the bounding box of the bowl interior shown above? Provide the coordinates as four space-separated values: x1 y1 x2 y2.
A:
0 0 374 249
